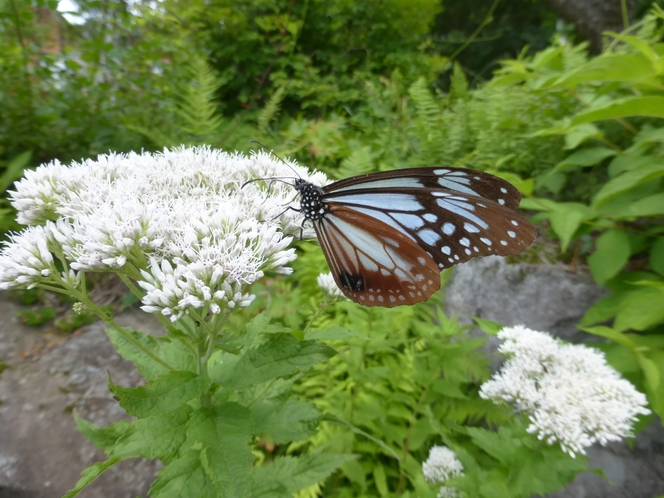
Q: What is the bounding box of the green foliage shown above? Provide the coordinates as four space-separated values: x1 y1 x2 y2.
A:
16 306 56 326
493 11 664 421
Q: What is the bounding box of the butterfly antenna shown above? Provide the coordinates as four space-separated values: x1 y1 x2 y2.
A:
250 140 302 179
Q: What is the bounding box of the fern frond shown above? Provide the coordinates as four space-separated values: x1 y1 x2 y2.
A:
175 58 224 142
258 86 286 132
336 146 373 179
408 78 446 164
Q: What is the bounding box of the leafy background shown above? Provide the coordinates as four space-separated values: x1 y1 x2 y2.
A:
1 0 664 496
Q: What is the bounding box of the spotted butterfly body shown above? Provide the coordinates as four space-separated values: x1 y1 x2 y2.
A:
293 167 536 307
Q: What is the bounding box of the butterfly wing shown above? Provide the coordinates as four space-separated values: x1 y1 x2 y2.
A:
321 187 536 271
325 167 522 210
314 205 441 307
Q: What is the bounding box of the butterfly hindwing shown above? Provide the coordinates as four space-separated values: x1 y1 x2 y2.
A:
325 167 522 210
315 206 441 307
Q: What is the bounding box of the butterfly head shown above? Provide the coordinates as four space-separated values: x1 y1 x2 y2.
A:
294 179 328 221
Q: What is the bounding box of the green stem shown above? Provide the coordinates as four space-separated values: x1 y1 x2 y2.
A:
76 292 177 372
449 0 500 62
621 0 629 30
117 273 175 333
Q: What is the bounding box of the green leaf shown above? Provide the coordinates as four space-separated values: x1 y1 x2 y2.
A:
555 53 658 87
473 317 503 335
614 287 664 331
373 463 389 497
593 160 664 207
548 203 594 252
0 151 31 193
215 335 336 390
636 350 664 418
187 404 254 497
251 398 321 444
110 371 210 418
323 413 401 460
627 193 664 217
253 453 358 495
606 32 662 65
572 96 664 125
563 123 603 149
149 450 217 498
651 238 664 276
62 458 122 498
75 417 131 454
580 326 635 348
304 325 370 341
553 147 616 173
106 327 195 382
587 230 631 284
112 404 193 460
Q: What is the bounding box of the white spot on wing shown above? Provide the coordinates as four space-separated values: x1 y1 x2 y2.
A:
442 223 455 235
442 246 451 255
423 213 438 223
508 230 516 238
459 238 470 247
480 237 492 246
464 223 480 233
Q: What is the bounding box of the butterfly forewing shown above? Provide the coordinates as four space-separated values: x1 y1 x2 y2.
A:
315 206 441 307
325 167 522 210
292 165 536 307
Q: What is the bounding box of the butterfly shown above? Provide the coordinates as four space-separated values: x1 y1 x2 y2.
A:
286 166 536 308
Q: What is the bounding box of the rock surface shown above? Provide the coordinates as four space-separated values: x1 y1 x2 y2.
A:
0 300 164 498
444 256 664 498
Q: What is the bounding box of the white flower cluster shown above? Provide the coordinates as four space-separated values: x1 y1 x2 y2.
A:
422 446 464 498
1 146 328 321
317 272 345 299
479 326 651 457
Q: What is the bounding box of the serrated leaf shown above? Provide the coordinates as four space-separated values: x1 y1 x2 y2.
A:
304 325 370 341
62 458 122 498
587 230 631 284
110 371 210 418
614 287 664 331
215 335 336 390
251 398 321 444
75 417 131 454
187 404 254 497
651 238 664 276
112 404 192 460
149 450 217 498
253 453 358 495
105 327 195 381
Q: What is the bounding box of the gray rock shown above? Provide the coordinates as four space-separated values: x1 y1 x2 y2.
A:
0 301 164 498
444 256 664 498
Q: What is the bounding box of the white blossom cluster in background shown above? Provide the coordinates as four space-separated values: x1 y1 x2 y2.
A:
479 326 651 457
0 146 328 321
422 445 464 498
317 272 345 299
